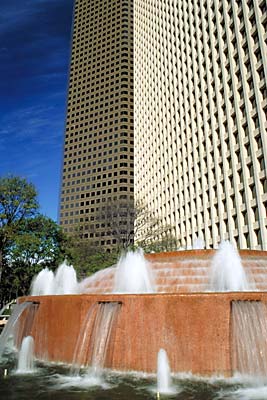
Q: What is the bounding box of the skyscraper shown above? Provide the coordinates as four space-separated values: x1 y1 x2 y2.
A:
60 0 134 250
60 0 267 250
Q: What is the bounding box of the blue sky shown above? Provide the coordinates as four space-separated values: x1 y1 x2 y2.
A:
0 0 74 221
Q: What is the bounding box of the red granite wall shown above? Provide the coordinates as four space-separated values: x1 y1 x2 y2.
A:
18 292 267 376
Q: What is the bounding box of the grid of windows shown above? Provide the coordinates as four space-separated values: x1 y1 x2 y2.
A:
60 0 134 249
134 0 267 249
61 0 267 250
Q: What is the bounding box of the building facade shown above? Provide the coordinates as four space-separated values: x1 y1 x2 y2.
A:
60 0 267 250
60 0 134 249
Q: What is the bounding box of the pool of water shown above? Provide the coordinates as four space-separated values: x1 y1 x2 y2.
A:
1 350 267 400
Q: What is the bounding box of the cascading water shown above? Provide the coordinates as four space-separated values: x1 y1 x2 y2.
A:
16 302 39 346
89 302 121 375
17 336 35 373
72 302 121 377
157 349 173 394
232 301 267 376
31 261 78 295
113 249 155 293
71 303 99 373
210 241 250 291
0 302 32 359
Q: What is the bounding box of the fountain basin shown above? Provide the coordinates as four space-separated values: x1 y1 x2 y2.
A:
15 249 267 377
18 291 267 376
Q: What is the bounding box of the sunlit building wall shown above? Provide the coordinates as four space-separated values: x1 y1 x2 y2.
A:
60 0 267 250
134 0 267 249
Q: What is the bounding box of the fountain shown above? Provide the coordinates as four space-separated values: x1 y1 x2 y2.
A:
192 237 205 250
2 244 267 377
31 261 78 295
210 241 250 291
0 302 33 359
71 301 121 376
17 336 35 373
157 349 173 394
113 248 155 293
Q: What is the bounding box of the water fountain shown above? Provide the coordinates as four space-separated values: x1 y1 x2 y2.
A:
0 302 33 359
113 248 155 293
31 261 78 295
192 237 205 250
16 336 35 373
157 349 173 394
2 244 267 378
210 241 250 291
71 301 121 376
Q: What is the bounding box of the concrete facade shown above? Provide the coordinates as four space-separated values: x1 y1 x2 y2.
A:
134 0 267 250
60 0 267 250
60 0 134 249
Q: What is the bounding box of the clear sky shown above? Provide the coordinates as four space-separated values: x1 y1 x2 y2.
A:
0 0 74 221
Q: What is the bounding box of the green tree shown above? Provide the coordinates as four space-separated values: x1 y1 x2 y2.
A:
0 175 69 305
0 176 38 283
9 215 69 268
1 215 69 304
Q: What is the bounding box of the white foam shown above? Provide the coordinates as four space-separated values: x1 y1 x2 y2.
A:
52 373 112 390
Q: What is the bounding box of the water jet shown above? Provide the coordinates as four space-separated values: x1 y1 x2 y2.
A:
31 261 78 296
157 349 172 394
2 247 267 378
17 336 35 373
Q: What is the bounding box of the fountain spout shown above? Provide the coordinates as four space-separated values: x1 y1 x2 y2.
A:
113 249 155 293
210 241 250 291
157 349 172 394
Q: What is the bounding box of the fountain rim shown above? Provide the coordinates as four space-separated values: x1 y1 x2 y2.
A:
19 291 267 302
145 248 267 261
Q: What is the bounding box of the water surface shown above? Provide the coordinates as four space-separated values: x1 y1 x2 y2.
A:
1 353 267 400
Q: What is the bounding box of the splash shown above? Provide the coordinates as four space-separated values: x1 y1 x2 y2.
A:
16 336 35 373
0 302 32 359
31 261 78 295
192 237 205 250
113 249 155 293
210 241 249 291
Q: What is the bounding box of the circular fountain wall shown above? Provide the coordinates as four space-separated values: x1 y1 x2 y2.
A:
13 249 267 377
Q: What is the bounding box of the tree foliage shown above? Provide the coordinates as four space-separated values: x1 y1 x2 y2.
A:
8 215 68 267
0 176 39 283
0 175 68 306
0 175 38 228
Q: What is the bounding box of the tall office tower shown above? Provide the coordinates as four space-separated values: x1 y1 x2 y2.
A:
60 0 267 250
60 0 134 250
134 0 267 250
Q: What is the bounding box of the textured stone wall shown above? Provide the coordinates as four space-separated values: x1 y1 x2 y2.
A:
18 291 267 376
